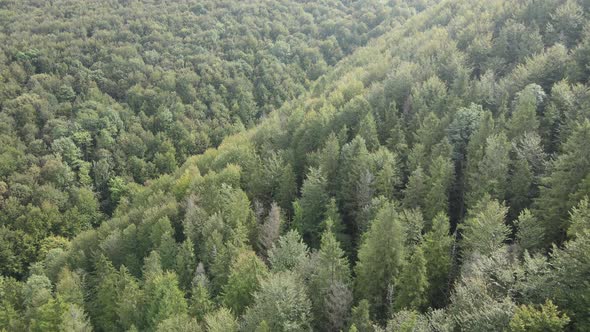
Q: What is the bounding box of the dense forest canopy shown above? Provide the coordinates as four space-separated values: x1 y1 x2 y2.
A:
1 0 590 331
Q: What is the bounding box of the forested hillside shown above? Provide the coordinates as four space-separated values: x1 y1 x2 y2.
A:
0 0 409 278
2 0 590 331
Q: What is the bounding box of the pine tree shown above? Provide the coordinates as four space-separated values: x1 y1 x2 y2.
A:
403 166 428 212
460 196 510 257
205 307 238 332
158 231 177 271
297 167 329 246
393 247 429 311
355 202 405 319
424 155 454 223
243 271 312 332
143 271 188 329
116 266 143 331
507 84 543 140
358 113 380 151
567 196 590 239
258 202 283 257
373 147 400 201
189 263 213 321
467 133 511 208
421 213 453 308
350 300 373 332
537 119 590 244
509 300 569 332
222 249 269 315
319 133 341 195
90 256 119 331
309 223 352 331
268 230 309 272
56 268 84 306
60 304 93 332
515 209 544 254
338 136 372 237
175 239 196 291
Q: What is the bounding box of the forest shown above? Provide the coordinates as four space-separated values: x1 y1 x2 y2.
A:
0 0 589 331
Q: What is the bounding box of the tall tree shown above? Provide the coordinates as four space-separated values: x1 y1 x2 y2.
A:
460 197 510 257
537 120 590 244
243 271 312 332
222 249 269 315
421 213 453 308
393 246 429 311
309 222 352 331
355 202 405 319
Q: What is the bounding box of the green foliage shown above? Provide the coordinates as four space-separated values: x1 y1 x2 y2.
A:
355 202 405 319
394 247 429 311
205 308 238 332
222 249 268 315
5 0 590 330
243 271 312 332
460 197 510 257
421 213 453 308
509 300 569 332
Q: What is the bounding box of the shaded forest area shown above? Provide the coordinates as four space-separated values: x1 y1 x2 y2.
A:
1 0 590 331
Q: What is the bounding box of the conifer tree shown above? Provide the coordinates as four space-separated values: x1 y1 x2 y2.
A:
515 209 545 254
243 271 312 332
143 271 188 330
421 213 453 308
460 196 510 257
355 202 405 319
222 249 268 315
297 167 329 246
258 202 283 257
537 119 590 244
309 221 352 330
175 239 196 291
358 113 380 151
393 246 429 311
205 307 238 332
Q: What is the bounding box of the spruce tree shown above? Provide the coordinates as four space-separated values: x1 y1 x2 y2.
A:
355 202 405 319
393 247 429 311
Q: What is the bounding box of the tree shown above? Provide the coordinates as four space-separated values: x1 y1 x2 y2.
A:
393 246 429 311
222 249 269 315
338 136 372 236
537 120 590 244
189 264 213 321
296 167 329 246
515 209 544 254
424 155 454 222
355 202 405 319
403 166 428 211
421 213 453 308
567 196 590 239
509 300 569 332
90 256 119 331
205 308 238 332
156 314 201 332
60 304 93 332
143 272 188 330
466 133 511 208
309 223 352 331
350 300 373 332
545 232 590 329
358 113 380 151
268 230 309 272
258 203 283 257
460 196 510 257
243 271 312 332
507 84 543 140
175 239 196 291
